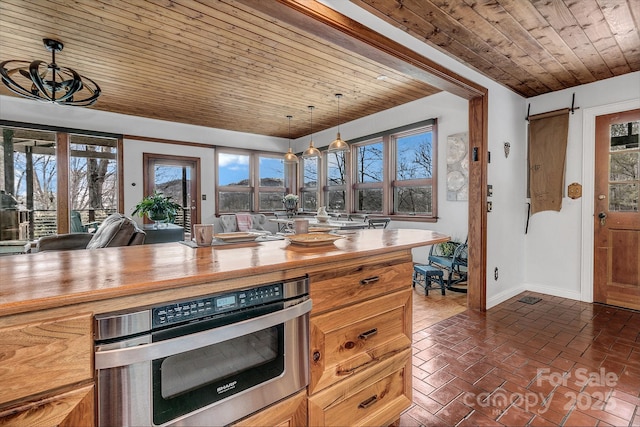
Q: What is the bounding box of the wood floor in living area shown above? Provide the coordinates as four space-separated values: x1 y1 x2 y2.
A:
406 287 640 427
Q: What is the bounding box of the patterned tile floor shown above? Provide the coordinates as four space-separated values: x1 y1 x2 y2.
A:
404 289 640 426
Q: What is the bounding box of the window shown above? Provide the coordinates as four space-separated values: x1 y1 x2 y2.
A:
216 149 288 213
0 124 122 244
353 140 384 212
393 128 434 215
300 156 319 212
70 134 119 228
350 120 436 219
258 155 286 211
325 151 347 212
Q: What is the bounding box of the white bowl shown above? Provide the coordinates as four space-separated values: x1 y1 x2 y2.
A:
315 215 330 223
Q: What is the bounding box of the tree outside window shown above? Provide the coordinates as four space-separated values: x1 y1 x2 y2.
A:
325 151 346 212
394 129 434 215
300 157 318 211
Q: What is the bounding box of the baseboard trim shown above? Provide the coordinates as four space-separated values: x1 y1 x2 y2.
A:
487 285 526 309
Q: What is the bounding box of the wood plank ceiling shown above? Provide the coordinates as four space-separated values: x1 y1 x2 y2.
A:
1 0 638 140
0 0 440 139
351 0 640 98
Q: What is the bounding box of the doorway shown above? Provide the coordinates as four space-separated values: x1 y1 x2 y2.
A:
143 153 200 237
593 109 639 310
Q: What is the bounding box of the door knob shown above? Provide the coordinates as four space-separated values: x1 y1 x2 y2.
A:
598 212 607 225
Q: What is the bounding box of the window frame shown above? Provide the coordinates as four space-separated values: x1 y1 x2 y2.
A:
349 121 437 220
215 148 291 214
0 120 123 237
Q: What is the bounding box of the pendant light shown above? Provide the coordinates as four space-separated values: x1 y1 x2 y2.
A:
283 115 299 164
327 93 350 153
302 105 321 158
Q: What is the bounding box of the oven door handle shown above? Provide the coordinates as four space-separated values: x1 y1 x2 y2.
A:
95 298 312 369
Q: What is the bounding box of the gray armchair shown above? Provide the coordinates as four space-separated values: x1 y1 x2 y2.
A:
36 213 146 252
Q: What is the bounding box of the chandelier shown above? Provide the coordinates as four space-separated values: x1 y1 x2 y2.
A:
0 38 101 106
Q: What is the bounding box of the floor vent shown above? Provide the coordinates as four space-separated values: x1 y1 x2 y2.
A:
518 296 542 305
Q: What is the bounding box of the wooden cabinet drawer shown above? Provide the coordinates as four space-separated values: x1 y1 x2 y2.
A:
309 260 413 315
0 384 94 427
0 313 93 405
233 389 307 427
309 289 412 394
308 349 411 427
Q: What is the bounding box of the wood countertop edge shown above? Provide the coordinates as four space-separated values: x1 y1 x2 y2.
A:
0 230 449 319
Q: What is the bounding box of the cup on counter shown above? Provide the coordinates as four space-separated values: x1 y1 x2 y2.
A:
193 224 213 246
293 218 308 234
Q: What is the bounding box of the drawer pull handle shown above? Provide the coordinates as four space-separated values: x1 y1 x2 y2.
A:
360 276 380 285
313 351 321 362
358 328 378 340
358 395 378 409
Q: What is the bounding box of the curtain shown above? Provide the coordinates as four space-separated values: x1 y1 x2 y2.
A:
528 108 570 215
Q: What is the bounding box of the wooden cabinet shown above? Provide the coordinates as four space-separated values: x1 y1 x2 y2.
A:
233 389 307 427
0 314 94 426
0 384 94 427
309 260 413 315
308 350 411 427
308 257 413 427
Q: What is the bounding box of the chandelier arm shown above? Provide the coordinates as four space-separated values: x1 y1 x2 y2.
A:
28 60 50 99
1 61 43 100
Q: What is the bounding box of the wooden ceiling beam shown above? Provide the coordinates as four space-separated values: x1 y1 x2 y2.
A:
236 0 485 100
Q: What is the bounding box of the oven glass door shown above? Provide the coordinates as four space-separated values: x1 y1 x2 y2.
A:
151 303 285 425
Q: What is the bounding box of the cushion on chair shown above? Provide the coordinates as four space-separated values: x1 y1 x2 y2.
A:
219 215 238 233
37 233 94 251
86 213 144 249
235 213 253 231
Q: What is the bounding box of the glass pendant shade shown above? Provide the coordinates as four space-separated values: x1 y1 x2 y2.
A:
284 147 298 164
327 132 350 153
283 115 299 164
327 94 350 153
302 106 321 158
302 141 321 158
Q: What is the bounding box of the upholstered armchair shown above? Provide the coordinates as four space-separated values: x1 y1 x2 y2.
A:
36 213 146 252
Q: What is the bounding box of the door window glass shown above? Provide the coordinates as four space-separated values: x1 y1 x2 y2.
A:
609 120 639 212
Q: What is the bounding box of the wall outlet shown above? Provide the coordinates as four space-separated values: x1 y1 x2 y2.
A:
487 201 493 212
494 267 499 281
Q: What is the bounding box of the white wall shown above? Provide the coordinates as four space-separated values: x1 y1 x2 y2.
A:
523 72 640 301
320 0 529 308
0 95 287 152
122 139 217 225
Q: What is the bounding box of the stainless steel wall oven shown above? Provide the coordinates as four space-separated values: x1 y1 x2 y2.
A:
94 277 311 426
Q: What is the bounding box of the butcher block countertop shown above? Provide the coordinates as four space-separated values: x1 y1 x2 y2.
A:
0 229 448 324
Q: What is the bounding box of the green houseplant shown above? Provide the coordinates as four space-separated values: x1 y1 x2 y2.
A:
132 190 182 228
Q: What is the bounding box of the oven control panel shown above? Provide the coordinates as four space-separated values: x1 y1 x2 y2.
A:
152 283 283 327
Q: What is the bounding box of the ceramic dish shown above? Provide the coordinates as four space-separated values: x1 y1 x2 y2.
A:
214 232 261 243
286 233 343 247
314 215 331 223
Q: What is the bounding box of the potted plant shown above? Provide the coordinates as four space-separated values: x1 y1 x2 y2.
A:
132 190 182 228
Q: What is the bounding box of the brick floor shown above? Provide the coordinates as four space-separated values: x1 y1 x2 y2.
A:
404 290 640 426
